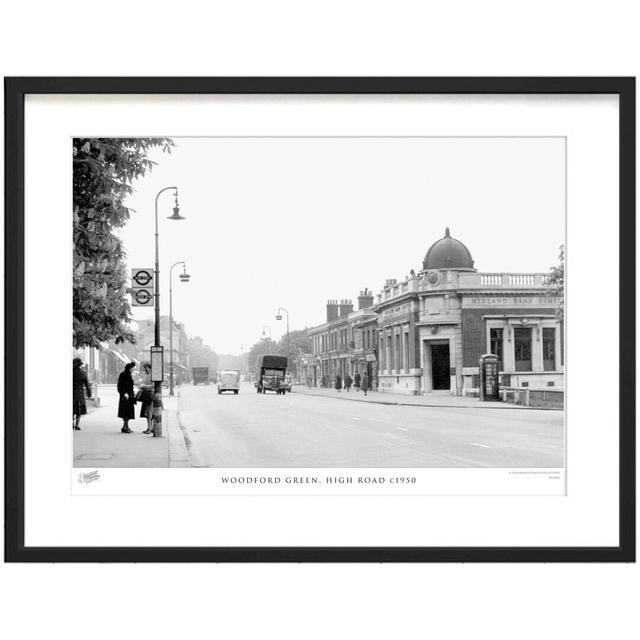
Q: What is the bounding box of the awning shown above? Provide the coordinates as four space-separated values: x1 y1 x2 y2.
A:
107 349 130 365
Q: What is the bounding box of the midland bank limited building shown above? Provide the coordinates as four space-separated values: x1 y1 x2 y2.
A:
308 228 564 396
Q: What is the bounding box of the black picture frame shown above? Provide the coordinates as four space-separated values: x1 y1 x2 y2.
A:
4 77 635 563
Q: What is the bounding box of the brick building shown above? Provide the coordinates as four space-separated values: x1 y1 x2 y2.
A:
136 316 189 381
308 291 378 387
376 228 563 395
306 228 563 396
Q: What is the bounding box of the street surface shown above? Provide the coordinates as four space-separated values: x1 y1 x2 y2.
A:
179 383 564 468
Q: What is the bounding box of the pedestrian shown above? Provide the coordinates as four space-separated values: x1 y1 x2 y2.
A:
361 372 369 397
307 376 312 388
344 373 353 392
335 374 342 392
354 371 361 392
72 358 92 430
117 361 137 433
137 362 155 434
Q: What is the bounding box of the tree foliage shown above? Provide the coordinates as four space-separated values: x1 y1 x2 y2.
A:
247 338 280 374
547 244 565 322
246 328 311 375
218 352 249 373
73 138 174 348
186 336 219 372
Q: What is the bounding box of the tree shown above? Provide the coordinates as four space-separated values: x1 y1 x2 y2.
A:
218 353 249 374
246 338 280 375
73 137 174 348
275 328 311 376
246 329 311 377
547 244 564 322
186 336 219 372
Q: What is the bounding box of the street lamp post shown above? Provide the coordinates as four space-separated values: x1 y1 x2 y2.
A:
275 307 290 358
169 261 191 396
153 186 185 435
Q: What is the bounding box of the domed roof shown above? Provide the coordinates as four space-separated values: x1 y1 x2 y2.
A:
423 227 475 270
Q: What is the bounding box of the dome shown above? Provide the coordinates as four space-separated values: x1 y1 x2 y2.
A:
423 227 475 270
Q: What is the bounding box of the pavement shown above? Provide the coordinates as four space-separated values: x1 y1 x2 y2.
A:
179 382 564 468
73 385 189 468
292 384 531 409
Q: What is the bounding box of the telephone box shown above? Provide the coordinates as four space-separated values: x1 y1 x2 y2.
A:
479 354 500 401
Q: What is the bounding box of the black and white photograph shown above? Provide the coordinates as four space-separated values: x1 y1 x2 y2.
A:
72 136 566 478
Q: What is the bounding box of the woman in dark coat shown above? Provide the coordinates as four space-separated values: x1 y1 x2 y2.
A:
361 372 369 397
335 374 342 392
117 362 137 433
73 357 91 430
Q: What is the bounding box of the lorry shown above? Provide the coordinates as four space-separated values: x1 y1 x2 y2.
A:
192 366 210 385
217 370 240 395
255 355 288 394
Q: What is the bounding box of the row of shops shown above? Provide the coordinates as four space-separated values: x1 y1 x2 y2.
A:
74 315 191 389
301 229 564 396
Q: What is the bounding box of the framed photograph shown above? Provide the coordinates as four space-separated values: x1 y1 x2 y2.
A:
5 77 635 562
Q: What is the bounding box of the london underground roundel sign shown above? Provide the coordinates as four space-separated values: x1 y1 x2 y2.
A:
133 288 153 306
132 268 153 287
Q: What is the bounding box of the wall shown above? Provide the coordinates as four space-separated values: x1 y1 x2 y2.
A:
461 307 556 368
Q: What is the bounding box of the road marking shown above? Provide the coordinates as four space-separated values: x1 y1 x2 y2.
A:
471 442 490 448
396 427 409 431
352 417 361 421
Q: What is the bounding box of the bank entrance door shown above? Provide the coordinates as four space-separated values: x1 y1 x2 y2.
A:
431 343 451 390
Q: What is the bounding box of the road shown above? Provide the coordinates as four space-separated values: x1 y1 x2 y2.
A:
178 383 564 468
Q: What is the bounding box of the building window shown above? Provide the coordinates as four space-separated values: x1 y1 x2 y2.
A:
514 327 532 372
404 332 409 372
543 327 556 371
387 335 392 373
490 328 503 370
395 333 401 371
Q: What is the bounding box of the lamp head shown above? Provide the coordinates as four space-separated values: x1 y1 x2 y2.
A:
179 272 191 283
168 191 185 220
275 314 282 321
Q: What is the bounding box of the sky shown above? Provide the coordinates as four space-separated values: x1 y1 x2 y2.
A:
118 137 565 354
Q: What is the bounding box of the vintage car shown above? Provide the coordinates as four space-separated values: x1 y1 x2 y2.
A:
217 370 240 395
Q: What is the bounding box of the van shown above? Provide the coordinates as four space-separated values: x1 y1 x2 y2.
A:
217 370 240 395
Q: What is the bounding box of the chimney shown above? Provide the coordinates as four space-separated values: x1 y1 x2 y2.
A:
358 288 374 309
339 299 354 316
326 299 339 322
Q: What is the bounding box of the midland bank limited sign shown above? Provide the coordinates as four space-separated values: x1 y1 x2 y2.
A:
463 295 560 307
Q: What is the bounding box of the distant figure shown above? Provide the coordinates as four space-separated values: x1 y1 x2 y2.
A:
354 371 361 392
344 373 353 392
361 372 369 397
117 362 137 433
72 358 91 430
307 376 312 388
335 374 342 392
